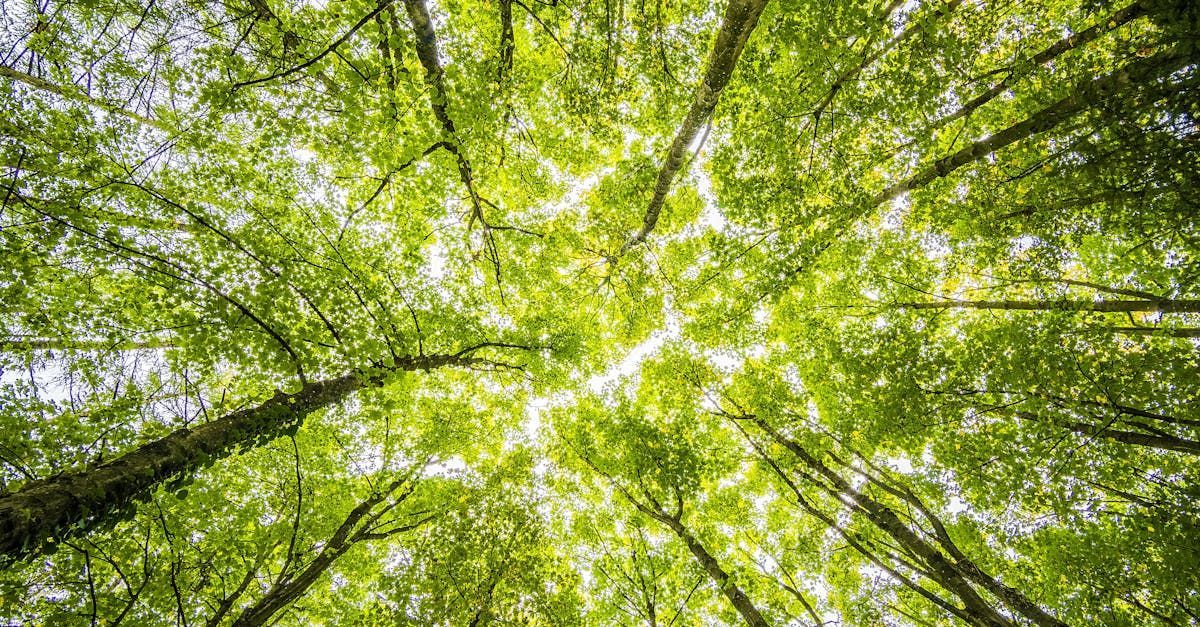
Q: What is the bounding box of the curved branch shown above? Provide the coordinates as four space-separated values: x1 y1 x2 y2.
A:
233 0 396 89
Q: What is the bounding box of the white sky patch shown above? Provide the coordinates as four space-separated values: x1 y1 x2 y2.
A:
782 365 805 395
881 193 908 231
349 444 385 476
892 0 919 31
531 457 553 479
485 311 515 331
291 146 317 163
423 455 467 478
521 392 575 442
586 331 668 393
920 232 952 259
384 546 413 574
423 238 450 281
586 299 682 393
706 350 742 372
0 360 70 403
523 398 547 442
693 153 727 232
886 455 914 474
1010 234 1040 254
753 303 771 326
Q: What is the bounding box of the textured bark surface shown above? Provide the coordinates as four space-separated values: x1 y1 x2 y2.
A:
899 298 1200 313
0 353 480 559
230 477 420 626
1018 412 1200 455
928 0 1150 132
403 0 481 213
870 46 1193 209
663 517 770 627
622 0 770 252
0 65 170 131
754 417 1068 627
0 374 362 559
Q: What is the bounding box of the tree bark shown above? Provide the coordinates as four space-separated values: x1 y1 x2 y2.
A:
752 417 1067 627
897 298 1200 313
402 0 484 220
728 418 976 624
0 65 170 132
0 337 174 352
870 46 1194 209
926 1 1150 133
573 448 771 627
1018 412 1200 455
1109 327 1200 338
496 0 514 84
0 353 477 560
661 517 770 627
622 0 770 253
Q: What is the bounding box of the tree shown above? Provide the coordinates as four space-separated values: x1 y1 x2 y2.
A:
2 0 1198 623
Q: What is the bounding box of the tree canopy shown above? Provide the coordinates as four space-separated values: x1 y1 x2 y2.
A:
1 0 1198 623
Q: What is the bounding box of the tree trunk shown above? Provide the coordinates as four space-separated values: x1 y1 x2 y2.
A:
870 46 1194 208
0 337 174 352
661 517 771 627
496 0 514 84
576 448 772 627
622 0 770 252
728 418 978 625
753 417 1067 627
1018 412 1200 455
0 65 170 132
898 298 1200 313
402 0 483 218
927 0 1150 133
0 353 475 560
1109 327 1200 338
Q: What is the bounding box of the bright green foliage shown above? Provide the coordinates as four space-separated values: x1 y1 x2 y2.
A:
1 0 1198 623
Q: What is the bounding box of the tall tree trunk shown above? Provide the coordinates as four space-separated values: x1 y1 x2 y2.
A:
1109 327 1200 338
0 337 173 352
844 452 1069 627
496 0 514 84
926 0 1150 133
0 353 479 560
402 0 515 289
622 0 770 253
660 516 770 627
870 46 1194 209
897 298 1200 313
574 449 771 626
728 419 977 625
402 0 484 220
752 417 1067 627
1017 412 1200 455
0 65 170 131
